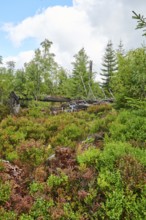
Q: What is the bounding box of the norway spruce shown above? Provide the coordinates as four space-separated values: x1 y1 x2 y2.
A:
100 40 117 95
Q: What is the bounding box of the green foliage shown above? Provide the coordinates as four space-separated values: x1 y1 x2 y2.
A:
29 181 44 195
112 48 146 108
30 198 54 219
108 110 146 142
123 190 146 220
1 28 146 219
87 103 112 114
98 142 130 170
60 123 82 141
98 171 123 219
77 148 100 165
56 67 72 97
19 214 34 220
6 151 18 162
89 109 117 134
0 102 145 219
48 114 90 147
0 181 11 204
100 40 117 93
63 203 82 220
102 188 124 219
21 39 58 99
0 111 95 160
97 147 146 219
0 105 10 121
0 208 16 220
132 11 146 36
27 102 44 118
47 173 68 188
0 63 15 104
125 97 146 109
0 161 5 171
17 139 49 167
71 48 98 99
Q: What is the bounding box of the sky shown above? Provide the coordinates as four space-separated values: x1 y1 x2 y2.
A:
0 0 146 80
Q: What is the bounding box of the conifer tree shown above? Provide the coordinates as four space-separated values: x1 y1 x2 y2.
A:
132 11 146 36
117 40 125 56
71 48 91 99
100 40 117 93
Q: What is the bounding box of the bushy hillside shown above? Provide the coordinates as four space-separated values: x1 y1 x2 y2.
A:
0 104 146 219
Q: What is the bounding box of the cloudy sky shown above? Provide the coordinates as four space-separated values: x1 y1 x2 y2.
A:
0 0 146 79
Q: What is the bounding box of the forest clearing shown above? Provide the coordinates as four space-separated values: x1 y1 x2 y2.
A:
0 2 146 219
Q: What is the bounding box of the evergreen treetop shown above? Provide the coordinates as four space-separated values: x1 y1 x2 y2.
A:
100 40 117 92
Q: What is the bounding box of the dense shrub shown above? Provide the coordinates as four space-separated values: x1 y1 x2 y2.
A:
17 139 51 169
87 103 112 114
0 106 146 219
108 110 146 143
0 104 10 121
0 181 11 204
77 147 100 166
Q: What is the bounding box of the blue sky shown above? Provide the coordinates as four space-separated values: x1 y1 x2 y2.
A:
0 0 72 22
0 0 146 75
0 0 72 57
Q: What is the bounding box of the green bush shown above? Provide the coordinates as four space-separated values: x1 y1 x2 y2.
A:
19 214 34 220
108 110 146 142
62 123 82 140
98 142 130 170
0 105 145 219
29 181 45 195
0 104 10 121
17 139 50 168
47 173 68 188
0 181 11 204
0 208 16 220
87 103 112 114
50 122 86 147
77 148 100 166
30 198 54 219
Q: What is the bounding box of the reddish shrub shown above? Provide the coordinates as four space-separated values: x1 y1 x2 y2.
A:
116 155 146 191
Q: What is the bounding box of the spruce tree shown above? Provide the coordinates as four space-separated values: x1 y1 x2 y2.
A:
117 40 125 56
71 48 91 99
100 40 117 93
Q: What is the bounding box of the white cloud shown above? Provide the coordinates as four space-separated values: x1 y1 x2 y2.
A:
3 50 34 69
2 0 146 80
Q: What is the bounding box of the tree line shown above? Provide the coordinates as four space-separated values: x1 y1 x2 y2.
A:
0 24 146 108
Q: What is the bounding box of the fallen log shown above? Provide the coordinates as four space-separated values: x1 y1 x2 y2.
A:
9 91 114 114
40 96 71 102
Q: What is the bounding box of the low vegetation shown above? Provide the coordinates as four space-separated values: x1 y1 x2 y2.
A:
0 102 145 219
0 12 146 219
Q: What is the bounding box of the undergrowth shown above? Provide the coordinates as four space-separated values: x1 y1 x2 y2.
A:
0 104 145 219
